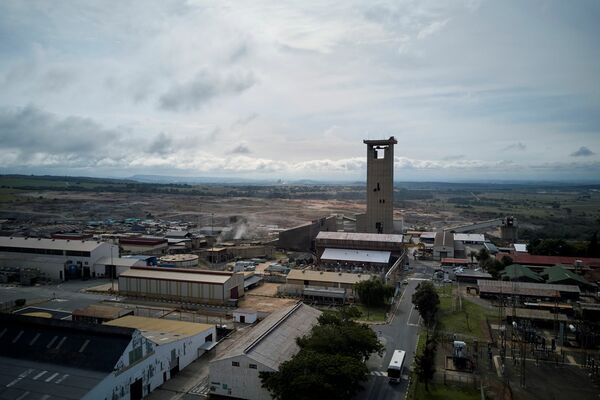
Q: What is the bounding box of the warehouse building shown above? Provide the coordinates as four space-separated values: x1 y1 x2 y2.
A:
209 303 321 400
499 264 544 283
0 236 118 281
541 265 596 291
433 231 455 260
119 237 169 255
0 313 215 400
278 216 337 253
477 280 580 301
283 269 374 303
118 266 245 305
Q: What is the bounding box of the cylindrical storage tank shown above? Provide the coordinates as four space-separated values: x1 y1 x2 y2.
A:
159 254 199 268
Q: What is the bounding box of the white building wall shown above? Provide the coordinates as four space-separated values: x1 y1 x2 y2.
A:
0 241 117 281
85 326 216 400
210 355 273 400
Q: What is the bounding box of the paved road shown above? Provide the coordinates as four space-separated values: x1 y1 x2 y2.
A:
355 256 436 400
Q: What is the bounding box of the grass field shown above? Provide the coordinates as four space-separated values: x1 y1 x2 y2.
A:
437 290 495 339
354 304 388 322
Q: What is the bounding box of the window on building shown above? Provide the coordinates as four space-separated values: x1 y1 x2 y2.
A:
232 361 240 367
249 364 257 369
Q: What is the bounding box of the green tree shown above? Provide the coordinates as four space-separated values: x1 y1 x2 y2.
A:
296 319 383 360
412 282 440 328
260 350 368 400
468 250 477 263
476 248 490 264
500 255 513 267
354 278 395 308
482 258 504 279
414 337 437 391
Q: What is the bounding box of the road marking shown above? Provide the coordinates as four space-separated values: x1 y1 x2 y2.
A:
15 392 30 400
45 372 59 383
406 305 421 327
370 371 388 377
33 371 48 380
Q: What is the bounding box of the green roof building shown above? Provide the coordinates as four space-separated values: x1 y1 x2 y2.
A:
499 264 544 283
541 265 595 290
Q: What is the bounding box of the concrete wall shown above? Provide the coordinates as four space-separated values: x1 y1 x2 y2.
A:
210 355 273 400
227 245 274 259
364 138 396 234
0 242 116 281
278 216 337 253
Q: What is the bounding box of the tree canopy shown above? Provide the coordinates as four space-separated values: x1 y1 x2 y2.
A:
354 277 395 308
412 282 440 328
260 307 381 400
260 350 368 400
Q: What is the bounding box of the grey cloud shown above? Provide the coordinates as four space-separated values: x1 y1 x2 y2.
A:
147 132 173 155
442 154 465 161
159 71 256 111
0 106 117 157
502 142 526 151
228 143 252 154
570 146 595 157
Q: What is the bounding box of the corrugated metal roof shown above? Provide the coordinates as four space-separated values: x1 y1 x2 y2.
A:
0 236 109 252
212 303 320 370
454 233 485 242
477 279 580 294
496 253 600 267
287 269 374 285
119 268 233 284
513 244 528 253
320 248 391 264
105 316 214 344
316 231 404 244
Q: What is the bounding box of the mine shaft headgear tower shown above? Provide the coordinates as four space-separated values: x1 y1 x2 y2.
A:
364 136 397 234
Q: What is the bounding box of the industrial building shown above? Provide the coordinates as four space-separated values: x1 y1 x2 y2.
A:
118 266 245 305
72 304 134 324
209 303 321 400
0 313 215 400
277 216 337 253
433 231 455 260
315 231 404 255
284 269 374 303
159 254 199 268
0 236 118 281
119 237 169 255
358 137 397 234
496 253 600 269
499 264 544 283
477 280 580 301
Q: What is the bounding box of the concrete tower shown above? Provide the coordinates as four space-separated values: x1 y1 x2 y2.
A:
364 136 397 234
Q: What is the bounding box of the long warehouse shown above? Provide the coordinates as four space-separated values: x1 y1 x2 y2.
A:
118 266 244 305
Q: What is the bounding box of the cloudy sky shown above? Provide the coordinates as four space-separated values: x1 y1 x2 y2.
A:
1 0 599 182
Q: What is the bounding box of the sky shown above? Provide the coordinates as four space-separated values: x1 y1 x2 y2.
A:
0 0 599 182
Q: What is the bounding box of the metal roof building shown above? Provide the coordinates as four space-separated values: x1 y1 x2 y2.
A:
0 236 117 281
209 303 320 400
0 313 217 400
118 266 245 305
320 248 391 264
477 280 580 300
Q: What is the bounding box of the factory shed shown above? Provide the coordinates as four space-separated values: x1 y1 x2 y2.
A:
500 264 544 283
0 236 118 281
209 303 321 400
233 308 258 324
316 231 404 254
118 266 244 305
477 280 580 300
433 231 455 260
320 248 391 264
541 265 596 290
495 253 600 268
72 304 134 324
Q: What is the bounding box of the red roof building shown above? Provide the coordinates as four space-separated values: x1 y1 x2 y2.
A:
496 253 600 268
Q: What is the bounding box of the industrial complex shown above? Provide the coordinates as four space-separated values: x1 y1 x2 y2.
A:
0 137 599 400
